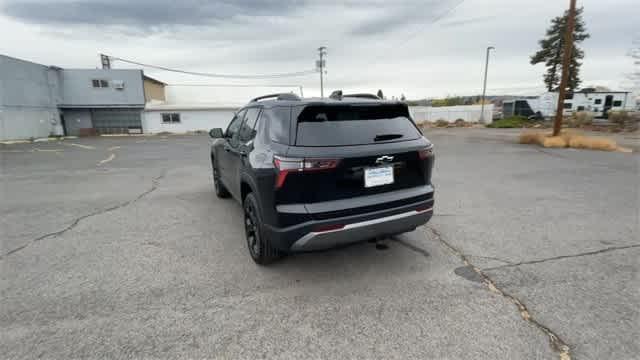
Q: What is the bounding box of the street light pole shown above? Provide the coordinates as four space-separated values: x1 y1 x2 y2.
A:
480 46 494 123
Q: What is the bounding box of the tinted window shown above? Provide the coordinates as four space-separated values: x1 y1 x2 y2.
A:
263 107 291 144
226 109 246 138
295 105 420 146
238 107 261 142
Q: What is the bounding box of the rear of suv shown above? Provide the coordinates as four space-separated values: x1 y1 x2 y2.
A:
209 92 434 264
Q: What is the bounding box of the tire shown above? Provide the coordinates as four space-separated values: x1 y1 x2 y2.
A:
212 159 230 198
243 193 280 265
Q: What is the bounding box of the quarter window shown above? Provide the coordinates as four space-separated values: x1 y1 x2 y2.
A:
161 113 180 123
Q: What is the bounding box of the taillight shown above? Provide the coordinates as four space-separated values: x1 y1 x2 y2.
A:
273 156 340 189
418 144 434 159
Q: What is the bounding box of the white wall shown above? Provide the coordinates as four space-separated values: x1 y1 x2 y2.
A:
409 104 494 124
142 109 236 134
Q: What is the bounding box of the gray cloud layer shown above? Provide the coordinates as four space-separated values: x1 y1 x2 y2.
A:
1 0 637 99
3 0 305 27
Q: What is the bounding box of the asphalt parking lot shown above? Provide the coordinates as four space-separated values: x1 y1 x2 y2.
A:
1 130 638 360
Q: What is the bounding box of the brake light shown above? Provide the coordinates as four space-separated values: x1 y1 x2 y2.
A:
418 145 434 159
273 156 340 189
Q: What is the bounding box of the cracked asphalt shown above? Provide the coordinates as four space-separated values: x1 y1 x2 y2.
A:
1 129 638 359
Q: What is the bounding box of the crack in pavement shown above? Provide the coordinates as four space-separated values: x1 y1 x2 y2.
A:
396 226 571 360
482 244 640 272
466 254 514 265
0 171 166 260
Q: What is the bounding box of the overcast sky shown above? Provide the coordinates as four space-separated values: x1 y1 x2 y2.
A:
1 0 638 103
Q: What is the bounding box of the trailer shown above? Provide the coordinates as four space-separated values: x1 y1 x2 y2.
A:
503 90 633 120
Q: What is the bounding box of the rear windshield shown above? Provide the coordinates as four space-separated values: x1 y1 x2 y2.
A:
295 104 421 146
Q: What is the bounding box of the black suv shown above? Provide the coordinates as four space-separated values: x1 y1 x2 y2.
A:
209 92 434 264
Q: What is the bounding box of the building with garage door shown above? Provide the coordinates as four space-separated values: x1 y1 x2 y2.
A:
1 54 146 140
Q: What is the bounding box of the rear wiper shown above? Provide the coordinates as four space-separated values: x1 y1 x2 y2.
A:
374 134 403 142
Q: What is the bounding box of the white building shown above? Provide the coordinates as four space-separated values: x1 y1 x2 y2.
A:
142 104 237 134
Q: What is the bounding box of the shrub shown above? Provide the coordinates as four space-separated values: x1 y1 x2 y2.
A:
608 111 629 126
434 119 449 127
487 116 529 128
454 118 466 127
519 131 546 145
568 111 593 127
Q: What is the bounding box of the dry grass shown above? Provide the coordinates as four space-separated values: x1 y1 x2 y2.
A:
543 136 568 148
568 135 618 151
519 130 621 152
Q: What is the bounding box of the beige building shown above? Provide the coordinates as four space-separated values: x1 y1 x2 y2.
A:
143 75 166 102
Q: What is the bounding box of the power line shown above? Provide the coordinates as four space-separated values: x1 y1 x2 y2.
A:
103 54 317 79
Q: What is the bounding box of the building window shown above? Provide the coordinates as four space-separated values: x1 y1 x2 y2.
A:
612 100 622 107
564 92 573 100
563 103 572 109
577 106 585 111
92 79 109 88
594 99 602 105
161 113 180 123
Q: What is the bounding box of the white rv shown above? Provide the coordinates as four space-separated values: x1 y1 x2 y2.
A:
503 89 633 119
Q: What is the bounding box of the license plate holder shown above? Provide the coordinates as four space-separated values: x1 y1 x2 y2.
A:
364 166 394 188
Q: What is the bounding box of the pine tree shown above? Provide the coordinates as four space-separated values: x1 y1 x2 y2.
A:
377 89 384 99
400 93 406 101
530 7 590 92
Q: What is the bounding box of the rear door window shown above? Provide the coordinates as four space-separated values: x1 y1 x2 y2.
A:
295 104 420 146
263 107 291 144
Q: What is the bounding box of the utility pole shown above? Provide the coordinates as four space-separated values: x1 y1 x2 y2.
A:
316 46 327 98
553 0 577 136
479 46 494 123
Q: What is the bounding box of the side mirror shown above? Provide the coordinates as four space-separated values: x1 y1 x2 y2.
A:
209 128 224 138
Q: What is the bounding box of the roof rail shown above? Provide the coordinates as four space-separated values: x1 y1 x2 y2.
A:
329 90 380 100
250 93 301 102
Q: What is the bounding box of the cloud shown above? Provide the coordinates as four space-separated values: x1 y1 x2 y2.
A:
2 0 305 29
0 0 636 100
348 0 459 36
439 15 496 28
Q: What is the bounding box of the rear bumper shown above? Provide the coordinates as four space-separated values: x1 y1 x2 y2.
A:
263 195 433 252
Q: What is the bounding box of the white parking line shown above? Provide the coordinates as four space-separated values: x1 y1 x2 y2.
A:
98 153 116 166
68 143 96 150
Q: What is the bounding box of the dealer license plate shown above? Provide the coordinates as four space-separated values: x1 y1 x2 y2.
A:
364 166 394 188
